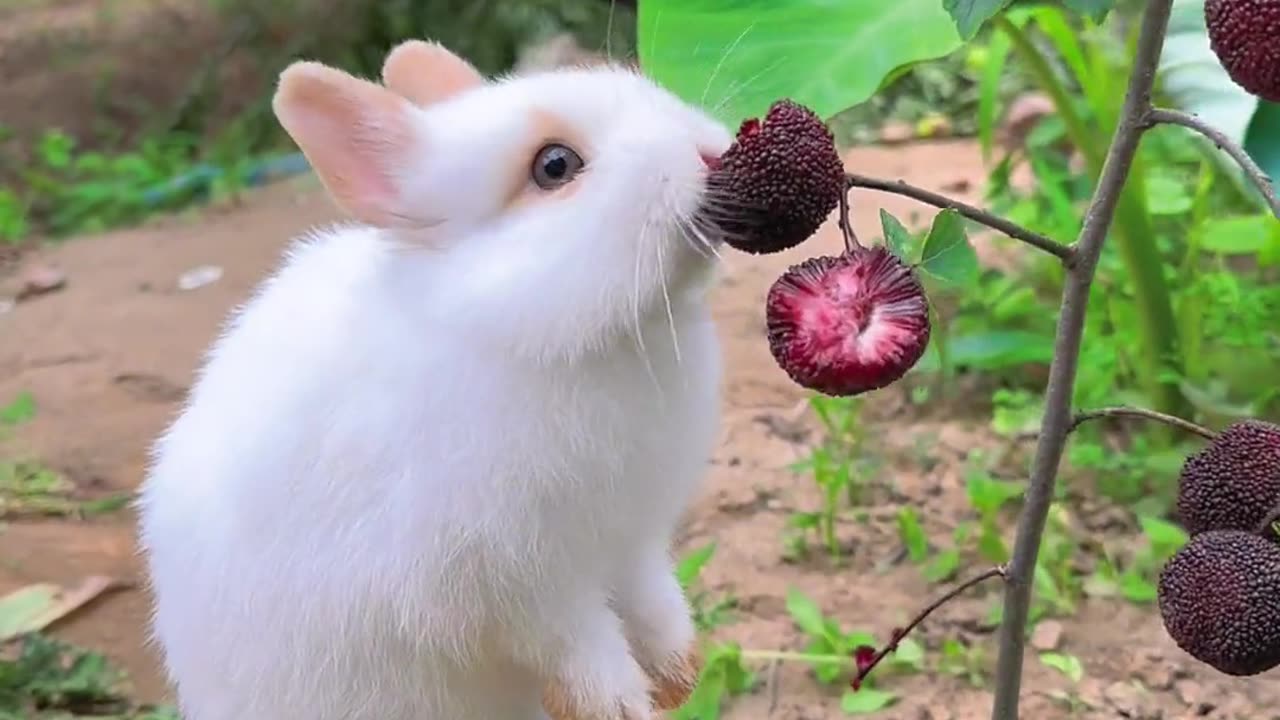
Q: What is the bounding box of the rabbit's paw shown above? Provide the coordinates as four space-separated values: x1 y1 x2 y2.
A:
613 550 701 709
535 600 656 720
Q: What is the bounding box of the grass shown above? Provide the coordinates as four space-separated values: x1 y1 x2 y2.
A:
0 392 131 520
0 634 176 720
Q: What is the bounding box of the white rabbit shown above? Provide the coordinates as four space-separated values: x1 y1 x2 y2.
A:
135 38 733 720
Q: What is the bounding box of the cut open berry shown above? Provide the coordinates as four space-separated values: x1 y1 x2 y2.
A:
766 246 931 397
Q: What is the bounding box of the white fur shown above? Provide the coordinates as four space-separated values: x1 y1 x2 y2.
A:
136 60 732 720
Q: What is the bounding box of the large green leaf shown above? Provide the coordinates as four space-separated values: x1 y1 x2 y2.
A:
942 0 1011 39
637 0 963 126
1157 0 1280 191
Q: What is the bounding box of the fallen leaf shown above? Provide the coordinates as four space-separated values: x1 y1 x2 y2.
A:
0 575 130 642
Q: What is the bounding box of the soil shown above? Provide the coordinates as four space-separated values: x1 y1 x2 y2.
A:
3 137 1280 720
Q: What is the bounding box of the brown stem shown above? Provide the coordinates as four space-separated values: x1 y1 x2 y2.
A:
838 188 862 253
990 1 1176 718
844 173 1073 262
1143 108 1280 218
850 565 1007 691
1068 406 1218 441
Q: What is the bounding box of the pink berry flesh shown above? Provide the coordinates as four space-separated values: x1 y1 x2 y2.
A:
766 246 931 397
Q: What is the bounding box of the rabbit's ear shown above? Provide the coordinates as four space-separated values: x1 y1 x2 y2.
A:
273 61 430 228
382 39 485 107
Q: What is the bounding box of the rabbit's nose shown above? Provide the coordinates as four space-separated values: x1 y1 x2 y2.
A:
699 150 723 171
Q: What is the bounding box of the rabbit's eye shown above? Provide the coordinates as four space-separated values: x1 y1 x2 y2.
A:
532 143 584 189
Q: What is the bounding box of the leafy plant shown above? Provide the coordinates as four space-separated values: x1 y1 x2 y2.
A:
648 0 1279 717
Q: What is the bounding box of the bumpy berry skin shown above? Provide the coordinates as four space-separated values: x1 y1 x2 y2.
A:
1176 419 1280 536
765 246 930 397
708 99 846 255
1205 0 1280 102
1158 529 1280 676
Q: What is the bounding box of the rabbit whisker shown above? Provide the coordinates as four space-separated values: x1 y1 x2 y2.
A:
701 22 757 108
654 242 682 368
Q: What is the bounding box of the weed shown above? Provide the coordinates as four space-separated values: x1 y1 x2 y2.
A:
0 393 128 519
785 396 879 562
0 634 178 719
676 542 738 633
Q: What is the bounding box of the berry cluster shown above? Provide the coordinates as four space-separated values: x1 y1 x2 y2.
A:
704 99 931 397
1159 420 1280 675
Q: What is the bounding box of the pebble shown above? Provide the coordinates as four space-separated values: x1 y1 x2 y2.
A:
15 263 66 301
177 264 223 291
1030 620 1064 651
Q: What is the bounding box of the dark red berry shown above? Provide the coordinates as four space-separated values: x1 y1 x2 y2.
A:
766 246 931 397
1205 0 1280 102
1158 529 1280 676
705 99 846 255
1176 419 1280 536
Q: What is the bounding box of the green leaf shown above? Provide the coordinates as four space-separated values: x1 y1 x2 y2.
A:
1244 101 1280 191
1061 0 1116 22
0 391 35 426
785 587 830 641
896 508 929 564
1039 652 1085 682
918 209 979 286
1119 571 1157 603
879 209 915 260
889 637 925 670
942 0 1010 40
676 542 717 590
1137 515 1189 554
841 688 898 713
1144 173 1194 216
924 549 961 583
638 0 963 125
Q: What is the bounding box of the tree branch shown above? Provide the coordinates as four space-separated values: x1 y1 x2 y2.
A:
850 565 1007 692
844 173 1074 262
1068 406 1218 441
989 0 1177 718
1144 107 1280 218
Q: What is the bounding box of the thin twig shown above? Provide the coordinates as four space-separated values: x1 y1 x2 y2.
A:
844 173 1073 262
1068 406 1218 440
850 565 1007 691
990 1 1176 718
1144 107 1280 218
837 187 862 253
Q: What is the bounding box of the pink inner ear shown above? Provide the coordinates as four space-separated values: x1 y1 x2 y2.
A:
382 40 485 107
274 62 420 227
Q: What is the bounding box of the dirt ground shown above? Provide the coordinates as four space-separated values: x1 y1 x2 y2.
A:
3 136 1280 719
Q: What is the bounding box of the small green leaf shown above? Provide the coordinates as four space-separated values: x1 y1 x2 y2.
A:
924 549 961 583
1193 213 1280 255
896 508 929 563
890 637 926 670
1 391 36 425
676 542 717 589
1138 516 1189 555
1039 652 1085 682
785 588 830 640
1119 571 1157 604
942 0 1011 40
918 209 979 286
1061 0 1116 22
841 688 898 713
879 209 915 260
